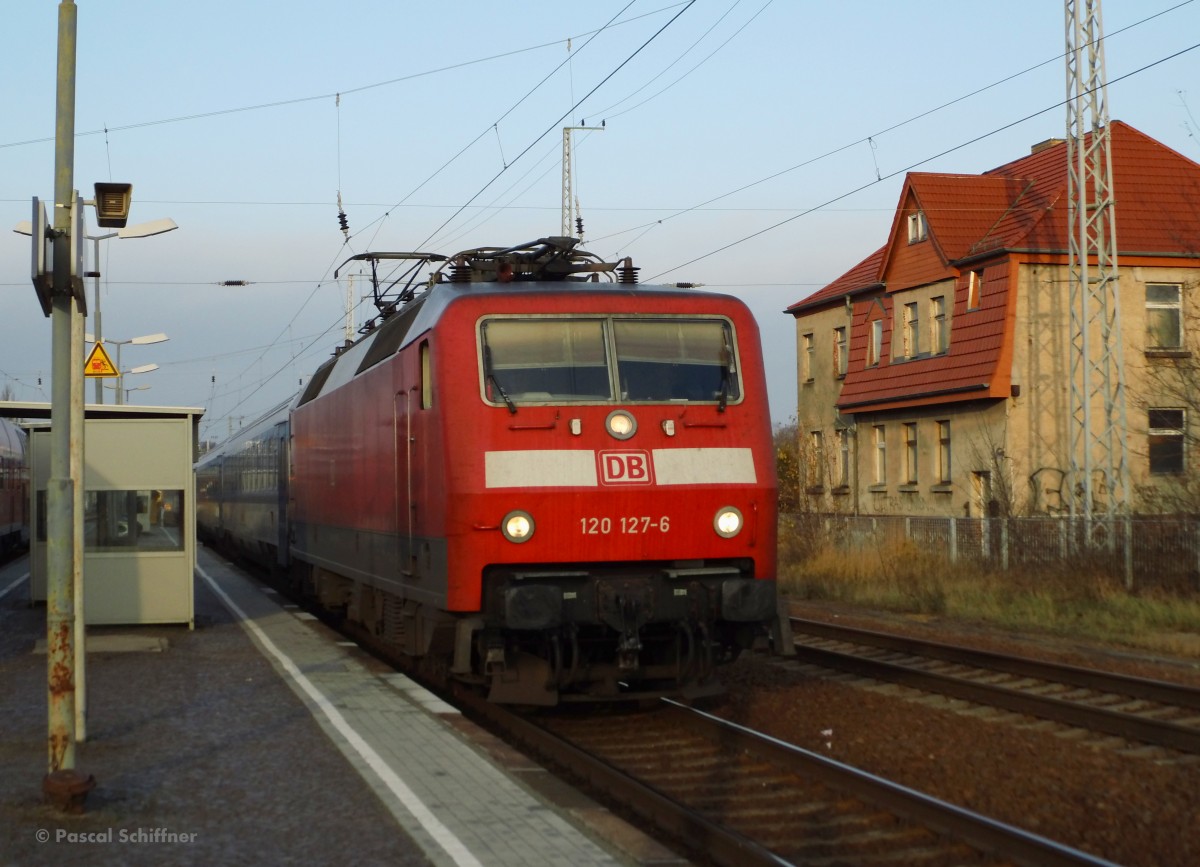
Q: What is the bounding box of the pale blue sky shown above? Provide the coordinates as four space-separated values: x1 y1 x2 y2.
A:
2 1 1199 438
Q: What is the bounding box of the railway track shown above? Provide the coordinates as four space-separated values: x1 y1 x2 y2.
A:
458 689 1117 867
788 617 1200 754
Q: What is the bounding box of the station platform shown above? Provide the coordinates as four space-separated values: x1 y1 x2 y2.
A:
0 549 686 867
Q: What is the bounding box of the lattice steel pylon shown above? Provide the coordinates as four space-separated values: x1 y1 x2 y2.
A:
1065 0 1129 521
561 125 604 238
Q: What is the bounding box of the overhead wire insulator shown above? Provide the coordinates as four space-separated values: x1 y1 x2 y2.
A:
337 190 349 240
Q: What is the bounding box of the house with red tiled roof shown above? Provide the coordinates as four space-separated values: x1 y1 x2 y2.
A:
786 122 1200 517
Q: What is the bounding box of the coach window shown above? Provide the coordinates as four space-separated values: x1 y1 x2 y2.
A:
420 340 433 409
614 319 740 404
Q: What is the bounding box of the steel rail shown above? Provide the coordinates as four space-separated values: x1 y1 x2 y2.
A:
791 617 1200 753
666 699 1121 867
457 689 791 867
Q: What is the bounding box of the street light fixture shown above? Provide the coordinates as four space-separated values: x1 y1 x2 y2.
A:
85 218 177 403
85 332 168 405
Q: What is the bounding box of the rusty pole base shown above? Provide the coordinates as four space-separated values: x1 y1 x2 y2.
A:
43 769 96 814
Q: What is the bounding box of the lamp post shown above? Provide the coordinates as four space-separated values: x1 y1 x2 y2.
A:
85 333 167 405
86 218 177 403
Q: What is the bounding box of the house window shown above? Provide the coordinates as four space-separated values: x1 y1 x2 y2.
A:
937 420 952 484
967 270 982 310
930 296 948 353
907 211 927 243
1146 284 1183 349
1148 408 1185 474
873 425 887 485
836 428 850 488
904 423 918 484
809 430 825 489
868 319 883 366
833 327 848 377
902 302 919 358
802 332 814 382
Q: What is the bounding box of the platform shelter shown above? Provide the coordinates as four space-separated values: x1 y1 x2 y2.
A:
1 402 203 627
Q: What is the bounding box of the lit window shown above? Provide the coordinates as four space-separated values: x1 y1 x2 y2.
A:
1146 284 1182 349
802 332 814 382
967 270 982 310
902 302 919 358
833 327 848 377
1149 409 1185 474
873 425 887 485
937 420 952 484
868 319 883 366
930 296 948 353
904 423 918 484
907 211 928 243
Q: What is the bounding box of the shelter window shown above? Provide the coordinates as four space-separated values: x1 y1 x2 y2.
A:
39 489 186 550
1146 283 1182 350
1148 408 1185 475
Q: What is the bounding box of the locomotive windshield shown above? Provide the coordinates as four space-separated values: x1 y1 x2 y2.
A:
479 316 741 406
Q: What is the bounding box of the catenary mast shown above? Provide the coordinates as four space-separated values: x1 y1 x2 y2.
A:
1064 0 1129 523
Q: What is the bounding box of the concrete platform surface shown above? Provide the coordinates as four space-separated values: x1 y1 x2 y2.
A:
0 550 684 867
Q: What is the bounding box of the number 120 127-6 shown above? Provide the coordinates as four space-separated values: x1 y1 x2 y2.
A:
580 516 670 535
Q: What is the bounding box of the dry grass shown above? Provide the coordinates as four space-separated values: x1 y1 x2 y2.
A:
778 524 1200 658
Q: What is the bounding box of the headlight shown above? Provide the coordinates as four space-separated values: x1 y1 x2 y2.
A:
502 510 535 543
605 409 637 440
714 507 743 538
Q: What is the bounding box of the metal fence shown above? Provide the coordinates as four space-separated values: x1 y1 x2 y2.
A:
783 513 1200 591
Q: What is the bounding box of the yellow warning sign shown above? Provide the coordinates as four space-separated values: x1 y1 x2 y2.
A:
84 343 118 378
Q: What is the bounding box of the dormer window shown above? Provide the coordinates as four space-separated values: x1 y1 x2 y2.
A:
906 211 928 243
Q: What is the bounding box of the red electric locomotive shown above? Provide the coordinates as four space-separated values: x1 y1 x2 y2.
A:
202 238 782 704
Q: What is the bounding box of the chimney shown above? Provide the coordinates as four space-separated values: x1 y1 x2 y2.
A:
1030 138 1066 155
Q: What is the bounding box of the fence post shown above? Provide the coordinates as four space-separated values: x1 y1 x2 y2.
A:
1001 519 1009 571
1124 517 1133 591
949 516 957 563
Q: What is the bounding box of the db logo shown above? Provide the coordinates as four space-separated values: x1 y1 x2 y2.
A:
599 450 653 485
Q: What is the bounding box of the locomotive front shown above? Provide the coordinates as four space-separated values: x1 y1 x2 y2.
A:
437 244 779 703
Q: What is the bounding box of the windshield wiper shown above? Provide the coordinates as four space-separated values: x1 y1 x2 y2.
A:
489 373 516 414
482 343 517 414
